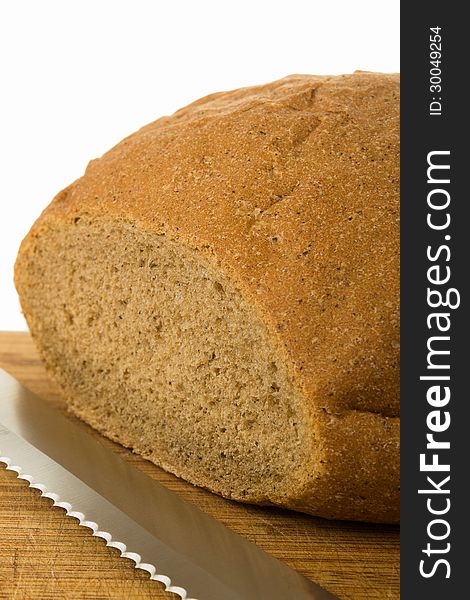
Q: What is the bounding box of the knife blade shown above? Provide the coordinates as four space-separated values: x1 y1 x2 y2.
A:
0 369 337 600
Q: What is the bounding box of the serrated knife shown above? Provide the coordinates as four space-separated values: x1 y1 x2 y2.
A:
0 369 337 600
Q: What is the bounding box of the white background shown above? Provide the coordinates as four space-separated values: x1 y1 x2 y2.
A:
0 0 399 330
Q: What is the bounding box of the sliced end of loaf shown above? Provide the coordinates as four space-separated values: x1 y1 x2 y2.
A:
15 215 316 505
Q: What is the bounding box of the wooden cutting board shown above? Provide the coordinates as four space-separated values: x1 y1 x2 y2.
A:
0 332 399 600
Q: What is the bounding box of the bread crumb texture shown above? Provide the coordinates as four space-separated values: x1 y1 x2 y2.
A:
15 73 399 522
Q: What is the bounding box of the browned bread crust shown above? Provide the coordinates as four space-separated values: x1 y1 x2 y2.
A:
15 72 399 522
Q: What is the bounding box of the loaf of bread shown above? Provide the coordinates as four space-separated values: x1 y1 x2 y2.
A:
15 72 399 523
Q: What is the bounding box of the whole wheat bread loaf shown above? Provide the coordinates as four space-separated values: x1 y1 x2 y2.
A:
15 72 399 522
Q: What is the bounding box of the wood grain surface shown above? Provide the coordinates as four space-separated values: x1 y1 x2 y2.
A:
0 332 399 600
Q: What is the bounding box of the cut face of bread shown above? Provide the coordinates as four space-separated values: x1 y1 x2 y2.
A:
16 216 314 505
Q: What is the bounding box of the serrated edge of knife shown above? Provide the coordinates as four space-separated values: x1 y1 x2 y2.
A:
0 455 198 600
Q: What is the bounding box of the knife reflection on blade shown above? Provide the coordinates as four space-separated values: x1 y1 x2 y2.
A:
0 368 337 600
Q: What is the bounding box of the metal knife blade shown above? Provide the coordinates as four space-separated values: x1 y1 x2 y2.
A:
0 369 337 600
